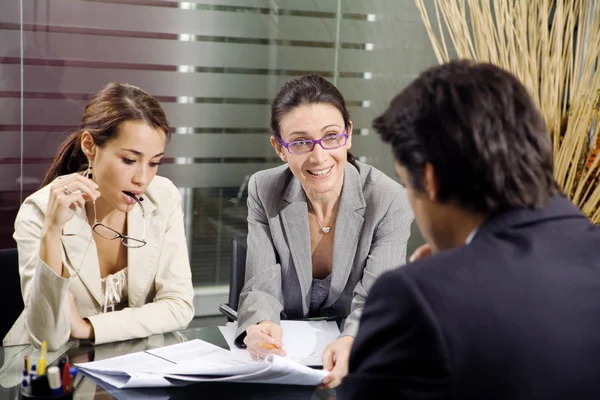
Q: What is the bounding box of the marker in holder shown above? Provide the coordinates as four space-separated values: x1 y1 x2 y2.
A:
20 353 75 400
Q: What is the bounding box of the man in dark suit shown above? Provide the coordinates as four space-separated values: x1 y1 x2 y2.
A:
338 60 600 399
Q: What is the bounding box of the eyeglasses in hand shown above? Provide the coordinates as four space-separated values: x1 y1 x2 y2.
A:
91 191 147 248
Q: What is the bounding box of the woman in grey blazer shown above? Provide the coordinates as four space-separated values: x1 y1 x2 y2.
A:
237 75 413 389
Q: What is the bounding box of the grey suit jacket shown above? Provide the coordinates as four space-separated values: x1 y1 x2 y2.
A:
236 161 413 339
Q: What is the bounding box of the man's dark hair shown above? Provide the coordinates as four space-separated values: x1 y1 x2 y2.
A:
373 59 561 214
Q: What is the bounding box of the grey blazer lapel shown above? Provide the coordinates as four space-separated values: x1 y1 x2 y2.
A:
61 207 103 306
280 177 312 315
326 164 366 307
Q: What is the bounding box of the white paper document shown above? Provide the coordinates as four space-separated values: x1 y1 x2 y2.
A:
218 320 341 366
76 339 328 389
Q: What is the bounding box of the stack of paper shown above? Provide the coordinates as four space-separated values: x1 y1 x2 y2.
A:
218 320 341 366
76 339 328 388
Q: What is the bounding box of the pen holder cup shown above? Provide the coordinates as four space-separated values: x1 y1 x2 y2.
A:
19 388 73 400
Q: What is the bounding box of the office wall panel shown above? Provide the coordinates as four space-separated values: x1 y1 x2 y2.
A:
1 0 432 288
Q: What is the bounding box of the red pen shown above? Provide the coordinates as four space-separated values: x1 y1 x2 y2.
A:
62 361 72 392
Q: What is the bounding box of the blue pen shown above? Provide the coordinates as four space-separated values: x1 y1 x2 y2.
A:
29 364 37 381
22 368 29 386
21 377 30 395
70 366 79 381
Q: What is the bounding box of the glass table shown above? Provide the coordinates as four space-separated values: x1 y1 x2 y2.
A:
0 327 336 399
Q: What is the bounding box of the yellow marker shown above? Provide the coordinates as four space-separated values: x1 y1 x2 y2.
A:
38 340 48 375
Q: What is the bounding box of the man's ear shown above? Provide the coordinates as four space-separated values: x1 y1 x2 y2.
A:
81 131 96 163
423 163 438 201
270 136 287 163
346 120 353 150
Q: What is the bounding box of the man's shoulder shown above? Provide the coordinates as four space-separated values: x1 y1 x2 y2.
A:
379 245 475 292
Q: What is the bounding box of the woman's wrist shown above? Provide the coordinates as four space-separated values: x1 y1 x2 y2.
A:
41 221 64 238
40 223 65 276
84 319 95 340
73 318 95 340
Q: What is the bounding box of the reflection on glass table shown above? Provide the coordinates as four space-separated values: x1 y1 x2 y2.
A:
0 327 336 400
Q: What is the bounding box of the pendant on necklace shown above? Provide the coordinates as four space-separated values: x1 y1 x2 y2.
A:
321 226 331 234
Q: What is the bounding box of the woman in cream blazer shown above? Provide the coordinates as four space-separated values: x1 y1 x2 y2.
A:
3 83 194 350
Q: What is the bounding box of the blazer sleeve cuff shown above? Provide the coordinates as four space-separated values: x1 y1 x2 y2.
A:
340 310 361 338
86 312 117 345
25 259 71 350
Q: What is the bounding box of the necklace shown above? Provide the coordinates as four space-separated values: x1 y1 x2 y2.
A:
308 204 332 234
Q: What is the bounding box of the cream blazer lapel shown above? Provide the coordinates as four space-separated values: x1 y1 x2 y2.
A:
280 177 312 316
326 164 366 308
61 206 103 306
126 196 158 307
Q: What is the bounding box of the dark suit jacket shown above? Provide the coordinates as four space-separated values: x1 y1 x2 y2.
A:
339 196 600 399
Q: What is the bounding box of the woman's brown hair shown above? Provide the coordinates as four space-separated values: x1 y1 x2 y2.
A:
41 82 170 187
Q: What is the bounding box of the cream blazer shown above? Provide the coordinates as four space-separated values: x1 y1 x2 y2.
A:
3 176 195 350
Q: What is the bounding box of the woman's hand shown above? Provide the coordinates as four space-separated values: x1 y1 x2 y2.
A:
320 335 354 389
244 320 286 360
68 291 95 340
409 243 433 262
40 173 101 276
44 173 101 233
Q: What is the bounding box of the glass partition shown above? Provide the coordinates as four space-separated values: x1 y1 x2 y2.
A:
0 0 432 312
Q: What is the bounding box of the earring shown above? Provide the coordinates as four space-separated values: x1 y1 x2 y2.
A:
83 165 93 180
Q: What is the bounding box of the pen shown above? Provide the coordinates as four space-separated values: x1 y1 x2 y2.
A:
260 343 277 350
22 368 30 386
58 356 67 375
38 340 48 375
21 378 29 395
70 366 79 381
29 364 37 381
24 355 30 374
62 361 72 392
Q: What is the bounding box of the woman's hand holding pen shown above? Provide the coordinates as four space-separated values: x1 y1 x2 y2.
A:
319 335 354 390
40 173 101 276
244 320 286 360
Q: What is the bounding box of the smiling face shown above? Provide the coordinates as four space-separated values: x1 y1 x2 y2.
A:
271 103 353 198
84 120 166 213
